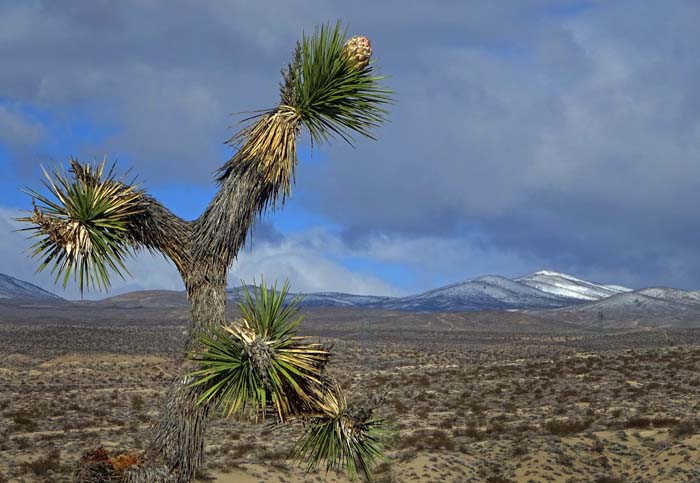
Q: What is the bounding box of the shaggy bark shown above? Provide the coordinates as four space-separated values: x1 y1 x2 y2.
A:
123 162 275 483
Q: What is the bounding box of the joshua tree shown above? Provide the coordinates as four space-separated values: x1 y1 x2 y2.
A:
19 22 391 483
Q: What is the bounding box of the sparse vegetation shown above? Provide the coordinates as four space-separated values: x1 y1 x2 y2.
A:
3 304 700 481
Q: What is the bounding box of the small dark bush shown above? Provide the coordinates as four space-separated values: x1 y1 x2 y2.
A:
672 419 699 438
22 448 61 476
544 418 592 436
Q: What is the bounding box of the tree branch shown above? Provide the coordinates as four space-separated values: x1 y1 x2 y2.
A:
191 158 275 273
125 194 193 276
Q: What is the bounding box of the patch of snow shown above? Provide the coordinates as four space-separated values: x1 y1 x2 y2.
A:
516 270 630 301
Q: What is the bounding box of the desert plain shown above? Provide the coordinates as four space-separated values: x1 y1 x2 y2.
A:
1 298 700 482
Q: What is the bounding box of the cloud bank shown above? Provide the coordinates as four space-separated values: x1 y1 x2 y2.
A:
2 1 700 291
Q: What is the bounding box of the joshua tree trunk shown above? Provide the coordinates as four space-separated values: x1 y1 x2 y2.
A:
128 282 223 482
22 23 391 483
124 164 274 482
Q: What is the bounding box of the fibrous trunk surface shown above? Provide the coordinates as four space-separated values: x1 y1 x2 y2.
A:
123 165 270 483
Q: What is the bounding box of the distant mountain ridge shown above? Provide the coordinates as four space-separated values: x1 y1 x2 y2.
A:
6 270 700 322
0 269 637 311
0 273 63 300
222 270 634 312
373 275 577 312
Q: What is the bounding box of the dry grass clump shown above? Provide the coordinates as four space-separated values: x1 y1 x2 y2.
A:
21 448 63 476
671 418 700 438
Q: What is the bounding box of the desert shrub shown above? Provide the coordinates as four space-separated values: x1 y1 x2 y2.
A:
373 461 397 483
485 419 506 436
14 436 31 449
229 442 257 459
74 447 139 482
394 428 455 451
21 448 61 475
555 451 574 466
415 406 429 419
511 439 528 457
93 408 108 418
651 416 679 427
397 448 417 462
424 429 455 450
259 447 288 461
390 398 408 413
131 394 145 411
590 438 605 453
623 416 653 428
595 477 624 483
544 418 592 436
478 463 515 483
438 417 454 430
672 419 699 438
622 416 678 430
10 410 38 432
110 453 142 473
452 422 482 440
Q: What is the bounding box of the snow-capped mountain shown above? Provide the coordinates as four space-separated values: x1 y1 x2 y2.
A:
375 275 579 312
561 290 700 327
516 270 632 301
6 269 700 323
0 273 63 300
636 287 700 305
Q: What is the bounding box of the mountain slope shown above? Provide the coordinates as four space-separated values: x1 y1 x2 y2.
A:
636 287 700 306
550 287 700 329
95 290 189 308
375 275 579 312
516 270 631 301
10 269 700 325
0 273 63 300
226 286 394 308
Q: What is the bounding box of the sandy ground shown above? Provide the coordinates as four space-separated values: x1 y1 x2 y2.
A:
2 312 700 482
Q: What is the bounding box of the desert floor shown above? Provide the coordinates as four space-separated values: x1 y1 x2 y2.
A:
1 306 700 482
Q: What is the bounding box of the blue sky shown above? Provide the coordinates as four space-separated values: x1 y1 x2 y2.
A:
2 1 700 299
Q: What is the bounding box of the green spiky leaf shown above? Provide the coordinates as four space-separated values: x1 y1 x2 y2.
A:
16 160 143 295
218 21 393 206
289 21 393 146
189 280 331 421
292 388 387 481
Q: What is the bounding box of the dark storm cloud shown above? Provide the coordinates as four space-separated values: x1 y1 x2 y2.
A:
2 0 700 289
297 1 700 289
0 0 581 180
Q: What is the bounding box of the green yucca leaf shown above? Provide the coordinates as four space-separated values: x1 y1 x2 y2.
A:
292 388 387 481
218 21 392 206
288 21 393 147
189 280 331 421
16 159 143 295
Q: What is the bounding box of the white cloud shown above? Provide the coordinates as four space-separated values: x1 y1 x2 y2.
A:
0 206 399 299
232 229 398 295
